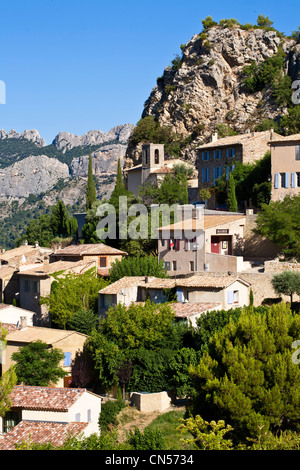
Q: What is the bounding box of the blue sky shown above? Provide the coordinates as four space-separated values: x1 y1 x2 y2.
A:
0 0 299 144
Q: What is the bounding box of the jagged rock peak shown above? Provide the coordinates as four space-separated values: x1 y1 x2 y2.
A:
142 25 296 140
0 129 46 147
52 123 135 151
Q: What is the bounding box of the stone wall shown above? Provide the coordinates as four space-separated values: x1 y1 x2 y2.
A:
130 391 171 413
264 260 300 274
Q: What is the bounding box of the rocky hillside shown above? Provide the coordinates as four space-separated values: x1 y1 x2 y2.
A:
125 22 299 167
0 123 134 249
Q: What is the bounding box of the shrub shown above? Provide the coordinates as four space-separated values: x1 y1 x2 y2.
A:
99 400 126 432
126 427 165 450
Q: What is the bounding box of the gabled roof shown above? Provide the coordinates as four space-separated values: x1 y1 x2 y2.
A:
6 326 87 345
51 243 127 257
170 302 221 318
8 386 87 411
0 421 88 450
269 133 300 145
197 130 281 149
158 214 245 233
99 276 156 295
17 259 96 278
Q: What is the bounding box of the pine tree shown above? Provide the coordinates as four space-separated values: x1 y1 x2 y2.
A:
227 172 238 212
86 154 97 210
109 158 127 206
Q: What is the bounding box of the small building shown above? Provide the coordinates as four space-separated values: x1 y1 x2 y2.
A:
0 244 53 304
196 130 281 208
98 274 250 320
2 321 88 388
269 133 300 201
0 304 34 327
124 143 196 196
0 385 102 448
49 243 127 277
157 206 249 275
18 259 96 325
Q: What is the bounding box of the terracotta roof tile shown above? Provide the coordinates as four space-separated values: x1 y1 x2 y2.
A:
0 421 88 450
197 130 281 149
170 302 221 318
9 386 86 411
99 276 157 294
17 259 96 277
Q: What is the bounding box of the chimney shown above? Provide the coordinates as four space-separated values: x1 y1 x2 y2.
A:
44 255 50 272
20 316 27 330
211 132 218 143
34 241 39 248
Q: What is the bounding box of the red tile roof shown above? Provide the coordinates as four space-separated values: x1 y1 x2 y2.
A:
0 421 88 450
9 386 86 411
52 243 127 257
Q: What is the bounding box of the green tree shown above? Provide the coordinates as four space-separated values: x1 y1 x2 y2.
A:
86 154 97 211
50 199 69 237
43 269 108 329
255 195 300 260
271 271 300 304
0 324 17 417
256 14 274 28
188 303 300 444
227 172 238 212
87 301 187 393
181 416 233 450
67 308 99 335
11 340 67 386
109 255 167 283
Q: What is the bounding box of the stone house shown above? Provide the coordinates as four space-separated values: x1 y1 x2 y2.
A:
196 129 281 208
269 133 300 201
98 274 250 324
2 320 88 388
17 258 96 325
0 386 101 448
49 243 127 277
157 206 250 276
124 143 196 196
0 244 53 304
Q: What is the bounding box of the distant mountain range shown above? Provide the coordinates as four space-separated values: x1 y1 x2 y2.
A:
0 123 134 249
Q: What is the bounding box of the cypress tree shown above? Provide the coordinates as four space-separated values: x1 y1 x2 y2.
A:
86 154 97 210
227 172 238 212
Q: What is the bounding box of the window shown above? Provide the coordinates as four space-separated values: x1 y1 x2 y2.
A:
173 261 177 271
202 167 210 182
75 413 81 422
161 239 165 247
87 409 92 422
99 257 107 268
214 149 221 159
297 173 300 187
64 352 72 367
213 166 222 183
3 411 21 434
24 280 30 292
33 281 39 294
280 172 289 188
233 290 239 304
227 147 235 158
202 151 209 161
296 145 300 161
164 262 171 271
155 149 159 164
190 261 195 271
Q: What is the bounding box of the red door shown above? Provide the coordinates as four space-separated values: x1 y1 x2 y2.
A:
211 236 220 254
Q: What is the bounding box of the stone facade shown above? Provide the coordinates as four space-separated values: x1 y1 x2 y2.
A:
270 134 300 202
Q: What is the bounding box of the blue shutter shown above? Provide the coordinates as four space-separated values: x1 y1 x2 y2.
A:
227 291 234 305
213 167 216 183
232 147 235 157
177 288 184 302
274 173 279 189
202 168 204 182
218 166 222 178
206 168 209 182
285 172 289 188
64 352 72 367
291 172 296 188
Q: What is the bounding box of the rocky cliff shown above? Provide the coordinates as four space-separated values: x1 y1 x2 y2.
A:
125 25 299 167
